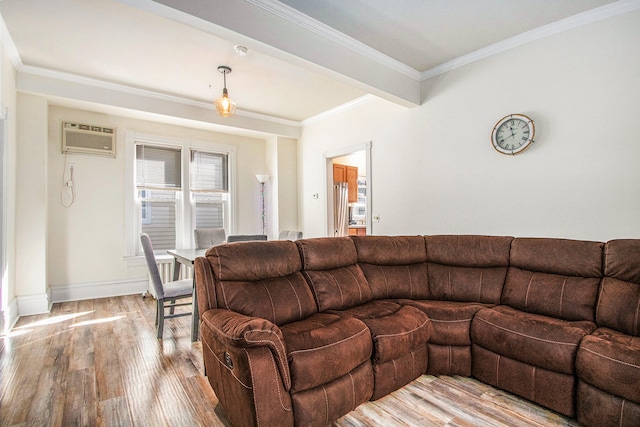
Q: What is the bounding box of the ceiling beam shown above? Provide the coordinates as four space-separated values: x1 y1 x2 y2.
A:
17 68 301 138
118 0 421 108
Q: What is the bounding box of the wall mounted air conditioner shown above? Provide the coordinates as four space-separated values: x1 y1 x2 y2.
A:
62 121 116 157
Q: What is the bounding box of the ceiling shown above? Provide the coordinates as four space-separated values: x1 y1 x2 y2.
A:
0 0 631 133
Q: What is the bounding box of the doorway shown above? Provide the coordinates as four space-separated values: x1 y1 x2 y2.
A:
324 142 372 237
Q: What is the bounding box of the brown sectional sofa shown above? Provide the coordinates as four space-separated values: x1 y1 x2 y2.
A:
193 235 640 427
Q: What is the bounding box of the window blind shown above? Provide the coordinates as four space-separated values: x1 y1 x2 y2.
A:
190 150 228 192
136 145 181 190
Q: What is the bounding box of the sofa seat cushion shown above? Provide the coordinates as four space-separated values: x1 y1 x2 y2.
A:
399 299 492 346
280 312 372 393
576 327 640 404
330 300 432 363
471 305 596 374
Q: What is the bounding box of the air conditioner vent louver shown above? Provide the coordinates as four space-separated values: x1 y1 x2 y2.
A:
62 121 116 157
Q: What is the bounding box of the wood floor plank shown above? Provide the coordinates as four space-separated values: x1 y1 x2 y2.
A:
2 295 583 427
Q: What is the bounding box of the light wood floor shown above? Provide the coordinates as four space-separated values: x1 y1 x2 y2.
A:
1 295 580 427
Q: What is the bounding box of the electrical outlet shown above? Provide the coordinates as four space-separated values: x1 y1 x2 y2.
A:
372 214 380 223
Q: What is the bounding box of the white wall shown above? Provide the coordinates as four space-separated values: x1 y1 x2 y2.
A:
45 105 270 296
1 33 17 326
299 10 640 242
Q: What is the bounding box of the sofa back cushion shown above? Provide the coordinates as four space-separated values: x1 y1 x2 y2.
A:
503 238 603 321
597 239 640 336
206 240 317 325
296 237 372 311
352 235 429 299
426 235 513 304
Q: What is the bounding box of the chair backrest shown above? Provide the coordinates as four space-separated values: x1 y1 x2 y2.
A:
227 234 267 243
278 230 303 241
140 233 164 299
194 228 226 249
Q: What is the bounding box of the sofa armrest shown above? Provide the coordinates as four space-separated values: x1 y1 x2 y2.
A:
201 308 291 390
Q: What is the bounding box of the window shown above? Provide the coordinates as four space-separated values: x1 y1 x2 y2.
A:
136 145 181 250
127 133 235 256
190 150 228 230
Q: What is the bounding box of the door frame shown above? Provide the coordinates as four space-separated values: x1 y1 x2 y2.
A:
323 141 372 237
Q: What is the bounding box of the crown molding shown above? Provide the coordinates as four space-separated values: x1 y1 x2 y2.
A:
246 0 421 81
302 94 377 126
16 64 301 128
422 0 640 80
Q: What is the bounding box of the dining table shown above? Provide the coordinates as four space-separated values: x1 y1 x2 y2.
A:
166 248 207 342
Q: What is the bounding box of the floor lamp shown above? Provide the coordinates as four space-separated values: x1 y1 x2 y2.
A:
255 174 270 235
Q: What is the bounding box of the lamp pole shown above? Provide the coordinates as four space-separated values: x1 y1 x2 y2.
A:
255 174 269 236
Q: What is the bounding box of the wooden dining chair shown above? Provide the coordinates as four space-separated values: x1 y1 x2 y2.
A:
140 233 193 338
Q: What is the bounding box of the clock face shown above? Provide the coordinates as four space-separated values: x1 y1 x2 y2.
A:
491 114 535 155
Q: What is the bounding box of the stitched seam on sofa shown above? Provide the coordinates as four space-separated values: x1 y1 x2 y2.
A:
213 246 223 281
379 265 389 298
260 282 277 324
531 366 536 401
595 281 605 328
346 266 367 303
326 271 345 307
411 348 416 373
205 320 291 387
634 298 640 336
266 348 293 411
245 348 293 419
525 273 535 312
243 330 291 384
448 267 452 299
375 318 430 339
322 385 329 424
477 269 484 302
204 260 215 309
348 371 356 410
496 354 501 387
203 338 251 389
620 399 626 427
245 349 261 426
284 276 304 320
407 265 414 298
475 317 579 346
581 347 640 369
288 327 369 355
559 277 568 319
430 318 473 324
447 346 452 373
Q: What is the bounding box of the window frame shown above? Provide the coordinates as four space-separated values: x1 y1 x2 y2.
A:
124 130 236 258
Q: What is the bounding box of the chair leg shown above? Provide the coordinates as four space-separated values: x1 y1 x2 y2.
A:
157 299 164 339
170 298 176 315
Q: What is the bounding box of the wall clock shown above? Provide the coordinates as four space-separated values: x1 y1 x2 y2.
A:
491 114 535 155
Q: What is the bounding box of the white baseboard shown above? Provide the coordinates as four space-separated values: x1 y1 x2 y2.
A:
2 296 19 332
50 278 149 303
17 292 50 316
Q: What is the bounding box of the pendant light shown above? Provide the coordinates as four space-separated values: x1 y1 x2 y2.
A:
214 65 236 117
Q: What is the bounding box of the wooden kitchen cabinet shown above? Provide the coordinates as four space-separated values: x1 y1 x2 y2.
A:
333 163 358 203
348 227 367 236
